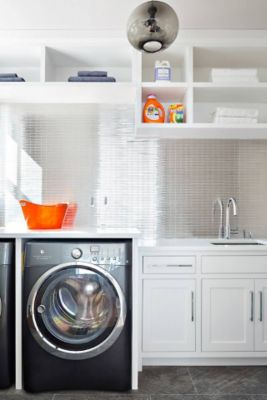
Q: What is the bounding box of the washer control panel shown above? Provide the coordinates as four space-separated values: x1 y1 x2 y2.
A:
25 241 130 268
69 243 128 266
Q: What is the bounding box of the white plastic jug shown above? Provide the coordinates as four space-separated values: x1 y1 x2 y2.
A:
154 60 171 82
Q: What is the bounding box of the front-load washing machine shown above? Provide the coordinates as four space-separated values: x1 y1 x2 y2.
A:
23 240 132 393
0 241 15 389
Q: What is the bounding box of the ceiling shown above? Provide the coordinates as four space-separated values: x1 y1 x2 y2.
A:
0 0 267 31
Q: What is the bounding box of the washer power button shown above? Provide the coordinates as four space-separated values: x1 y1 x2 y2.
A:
71 248 83 259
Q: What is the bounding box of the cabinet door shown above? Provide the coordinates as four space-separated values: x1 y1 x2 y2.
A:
143 279 195 352
202 279 254 352
255 279 267 351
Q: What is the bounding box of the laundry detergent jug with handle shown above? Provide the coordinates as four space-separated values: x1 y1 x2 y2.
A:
155 60 171 82
143 94 165 123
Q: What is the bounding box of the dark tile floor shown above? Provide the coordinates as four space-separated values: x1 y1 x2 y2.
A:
1 367 267 400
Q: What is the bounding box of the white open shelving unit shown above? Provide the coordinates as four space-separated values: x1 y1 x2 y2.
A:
0 41 136 104
1 36 267 138
136 43 267 139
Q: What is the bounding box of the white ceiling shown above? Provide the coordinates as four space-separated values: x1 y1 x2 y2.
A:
0 0 266 31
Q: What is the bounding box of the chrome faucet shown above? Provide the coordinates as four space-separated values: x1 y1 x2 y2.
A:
225 197 238 239
212 198 224 238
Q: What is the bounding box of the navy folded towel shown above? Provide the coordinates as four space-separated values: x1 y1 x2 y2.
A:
0 77 25 82
68 76 116 82
77 71 107 77
0 73 18 78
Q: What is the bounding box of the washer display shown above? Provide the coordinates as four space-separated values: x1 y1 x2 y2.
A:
23 240 132 393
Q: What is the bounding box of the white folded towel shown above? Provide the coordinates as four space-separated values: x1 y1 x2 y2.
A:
214 116 258 124
212 76 259 83
211 68 258 77
215 107 259 118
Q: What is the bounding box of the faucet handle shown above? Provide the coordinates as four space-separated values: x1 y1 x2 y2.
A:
212 198 224 239
212 198 224 217
243 230 253 239
230 227 239 236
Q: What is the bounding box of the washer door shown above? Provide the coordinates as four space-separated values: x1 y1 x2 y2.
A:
27 262 126 360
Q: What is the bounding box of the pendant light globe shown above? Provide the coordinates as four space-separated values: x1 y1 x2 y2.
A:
127 1 179 53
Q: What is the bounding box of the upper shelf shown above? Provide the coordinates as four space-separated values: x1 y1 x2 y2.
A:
0 45 41 82
1 40 267 138
193 46 267 82
0 42 135 104
44 44 133 82
0 82 136 104
142 46 188 82
137 44 267 139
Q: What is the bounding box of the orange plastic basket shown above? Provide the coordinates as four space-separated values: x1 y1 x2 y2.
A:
62 202 78 228
19 200 68 229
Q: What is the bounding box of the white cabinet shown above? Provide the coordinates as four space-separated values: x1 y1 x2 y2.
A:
143 255 195 274
140 250 267 365
255 279 267 351
143 279 195 352
202 276 267 353
202 279 254 352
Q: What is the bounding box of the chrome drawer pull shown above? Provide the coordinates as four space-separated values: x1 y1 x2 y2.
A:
250 291 254 322
166 264 193 268
150 264 193 268
260 291 263 322
191 291 194 322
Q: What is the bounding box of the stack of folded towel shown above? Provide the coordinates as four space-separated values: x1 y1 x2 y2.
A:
211 68 259 83
213 107 259 124
68 71 116 82
0 73 25 82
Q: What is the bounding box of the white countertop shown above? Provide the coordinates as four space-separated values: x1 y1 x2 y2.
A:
139 238 267 251
0 227 140 239
1 228 267 251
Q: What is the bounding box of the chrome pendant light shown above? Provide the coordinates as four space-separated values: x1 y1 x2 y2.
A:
127 1 179 53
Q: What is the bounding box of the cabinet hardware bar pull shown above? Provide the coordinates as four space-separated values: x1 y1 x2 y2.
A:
191 291 194 322
166 264 192 268
250 291 254 322
260 291 263 322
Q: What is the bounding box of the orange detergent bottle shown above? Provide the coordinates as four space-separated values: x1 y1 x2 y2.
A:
143 94 165 123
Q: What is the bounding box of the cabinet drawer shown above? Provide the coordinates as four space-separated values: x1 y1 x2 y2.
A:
143 256 195 274
202 255 267 273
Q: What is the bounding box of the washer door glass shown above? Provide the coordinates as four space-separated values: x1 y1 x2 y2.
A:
28 264 126 359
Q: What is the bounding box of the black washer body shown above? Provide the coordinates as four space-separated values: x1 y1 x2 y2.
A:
23 239 132 393
0 241 15 389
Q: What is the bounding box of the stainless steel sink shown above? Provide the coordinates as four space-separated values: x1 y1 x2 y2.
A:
210 240 265 246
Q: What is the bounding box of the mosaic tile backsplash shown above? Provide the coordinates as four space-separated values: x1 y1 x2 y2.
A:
0 103 266 239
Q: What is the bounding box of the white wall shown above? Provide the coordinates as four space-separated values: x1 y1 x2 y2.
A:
0 0 267 31
0 0 140 31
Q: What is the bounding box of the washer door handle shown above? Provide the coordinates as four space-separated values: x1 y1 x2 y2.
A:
37 304 46 314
